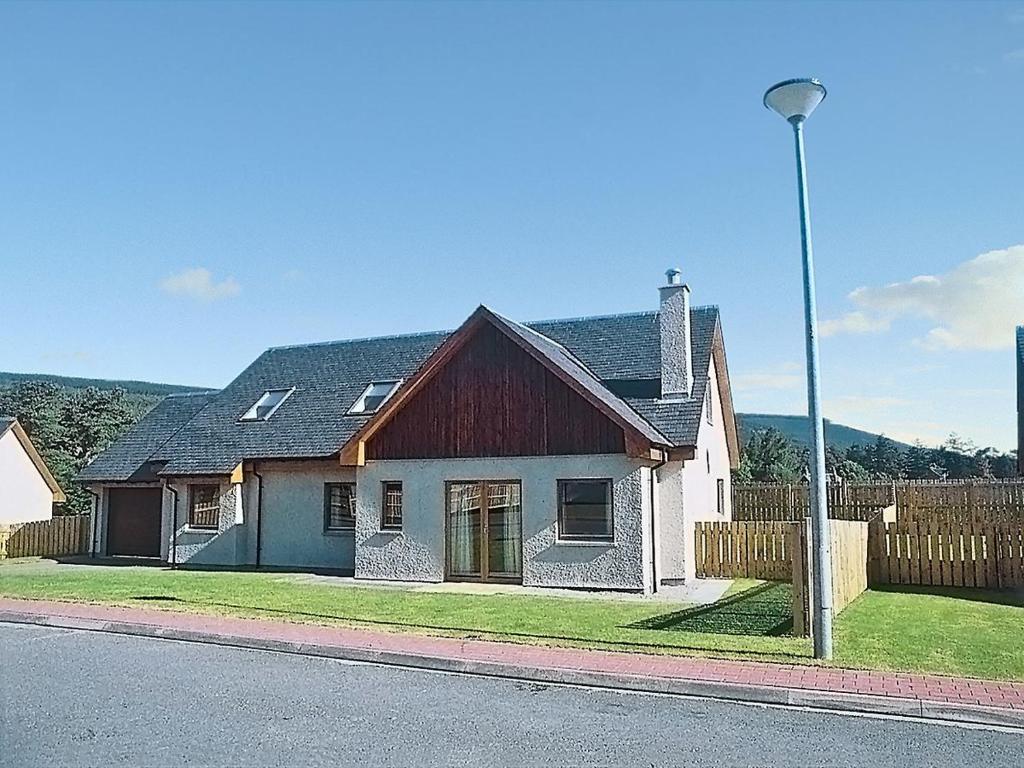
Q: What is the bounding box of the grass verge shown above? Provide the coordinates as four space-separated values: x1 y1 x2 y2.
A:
1 562 1021 679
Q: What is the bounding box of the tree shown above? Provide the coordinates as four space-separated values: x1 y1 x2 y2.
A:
737 428 804 483
0 381 157 514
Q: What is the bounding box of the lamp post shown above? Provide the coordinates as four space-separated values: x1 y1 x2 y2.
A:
763 77 833 660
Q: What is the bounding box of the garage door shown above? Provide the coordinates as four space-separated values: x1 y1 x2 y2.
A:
107 488 162 557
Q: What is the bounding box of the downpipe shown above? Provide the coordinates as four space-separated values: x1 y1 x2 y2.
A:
164 480 178 569
253 463 264 568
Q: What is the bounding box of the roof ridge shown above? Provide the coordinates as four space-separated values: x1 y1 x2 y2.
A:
164 390 218 399
262 305 715 354
525 304 718 327
266 327 450 352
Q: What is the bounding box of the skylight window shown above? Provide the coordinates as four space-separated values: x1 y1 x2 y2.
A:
241 388 293 421
348 381 401 415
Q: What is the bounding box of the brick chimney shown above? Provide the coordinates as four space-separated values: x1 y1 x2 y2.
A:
659 268 693 400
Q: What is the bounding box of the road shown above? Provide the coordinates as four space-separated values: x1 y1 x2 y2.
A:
1 623 1021 767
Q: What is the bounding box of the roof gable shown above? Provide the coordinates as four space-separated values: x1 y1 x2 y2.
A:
341 306 669 464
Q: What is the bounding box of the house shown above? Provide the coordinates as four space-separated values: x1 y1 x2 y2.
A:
1018 325 1023 476
80 270 738 592
0 416 66 523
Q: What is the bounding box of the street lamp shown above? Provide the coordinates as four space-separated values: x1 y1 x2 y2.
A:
763 77 834 660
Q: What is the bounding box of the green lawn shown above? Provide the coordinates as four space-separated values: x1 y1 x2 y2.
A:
834 586 1024 680
1 561 1021 679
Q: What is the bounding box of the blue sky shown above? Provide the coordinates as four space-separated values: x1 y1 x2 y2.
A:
2 1 1022 450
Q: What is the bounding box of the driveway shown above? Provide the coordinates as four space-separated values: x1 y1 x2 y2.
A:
1 622 1021 767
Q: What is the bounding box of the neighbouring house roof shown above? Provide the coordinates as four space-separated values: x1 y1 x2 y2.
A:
77 392 217 482
86 304 733 478
1 416 66 502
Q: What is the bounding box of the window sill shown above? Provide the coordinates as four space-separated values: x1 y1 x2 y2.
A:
323 528 355 537
555 539 615 547
378 528 403 535
182 527 219 536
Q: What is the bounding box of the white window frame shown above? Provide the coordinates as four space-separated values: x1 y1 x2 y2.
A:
240 388 295 422
347 380 402 415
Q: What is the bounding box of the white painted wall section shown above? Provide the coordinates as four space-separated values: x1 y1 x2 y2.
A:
355 454 652 592
0 428 55 524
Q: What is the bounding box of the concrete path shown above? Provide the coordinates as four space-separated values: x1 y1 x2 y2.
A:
1 597 1021 729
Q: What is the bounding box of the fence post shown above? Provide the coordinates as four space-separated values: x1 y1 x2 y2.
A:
790 520 810 637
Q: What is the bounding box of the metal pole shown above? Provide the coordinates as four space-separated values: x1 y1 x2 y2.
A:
791 118 833 659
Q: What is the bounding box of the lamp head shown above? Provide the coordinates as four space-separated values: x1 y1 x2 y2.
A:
763 78 827 124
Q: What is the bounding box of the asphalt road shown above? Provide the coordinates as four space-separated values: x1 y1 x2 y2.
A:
1 623 1021 767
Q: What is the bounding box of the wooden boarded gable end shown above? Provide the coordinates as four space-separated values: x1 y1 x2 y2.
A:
341 306 669 465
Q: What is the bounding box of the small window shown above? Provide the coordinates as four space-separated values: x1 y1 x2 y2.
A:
705 381 713 425
717 479 726 516
189 485 219 529
557 479 613 541
706 450 711 474
348 381 401 415
324 483 356 531
381 481 403 530
241 388 293 421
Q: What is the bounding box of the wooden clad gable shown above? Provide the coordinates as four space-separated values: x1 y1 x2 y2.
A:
364 321 626 460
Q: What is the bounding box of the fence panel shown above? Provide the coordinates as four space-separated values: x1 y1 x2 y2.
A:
0 515 90 560
869 521 1024 588
694 521 795 580
733 482 895 522
896 480 1024 523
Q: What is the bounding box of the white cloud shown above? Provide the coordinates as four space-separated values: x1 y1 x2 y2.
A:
733 362 803 392
819 244 1024 351
160 267 241 302
1003 49 1024 62
820 311 891 337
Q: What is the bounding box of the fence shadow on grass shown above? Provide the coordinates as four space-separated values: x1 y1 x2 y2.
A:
625 582 794 637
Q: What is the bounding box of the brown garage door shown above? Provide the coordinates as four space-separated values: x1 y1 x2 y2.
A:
107 488 162 558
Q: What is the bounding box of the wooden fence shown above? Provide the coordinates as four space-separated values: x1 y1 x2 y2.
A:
0 515 90 560
896 480 1024 523
734 479 1024 524
732 482 895 521
869 520 1024 588
694 521 796 580
694 519 869 638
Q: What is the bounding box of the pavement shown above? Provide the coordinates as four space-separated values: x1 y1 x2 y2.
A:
3 622 1022 768
1 596 1022 732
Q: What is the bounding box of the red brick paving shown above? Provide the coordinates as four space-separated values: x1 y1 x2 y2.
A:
2 597 1021 711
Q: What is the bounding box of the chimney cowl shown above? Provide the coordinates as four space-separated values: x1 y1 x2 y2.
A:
665 267 682 286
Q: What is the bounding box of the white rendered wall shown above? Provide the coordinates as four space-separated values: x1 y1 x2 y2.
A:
0 429 54 524
679 356 734 581
354 454 652 592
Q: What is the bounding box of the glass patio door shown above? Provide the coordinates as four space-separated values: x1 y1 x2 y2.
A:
446 481 522 582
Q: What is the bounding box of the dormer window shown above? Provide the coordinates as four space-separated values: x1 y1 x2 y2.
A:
348 381 401 415
241 388 293 421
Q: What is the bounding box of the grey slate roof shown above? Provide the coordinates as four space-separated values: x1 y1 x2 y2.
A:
78 392 217 482
88 306 722 478
0 416 15 434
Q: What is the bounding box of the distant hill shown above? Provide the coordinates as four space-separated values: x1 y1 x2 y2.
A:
0 371 213 397
737 413 912 451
